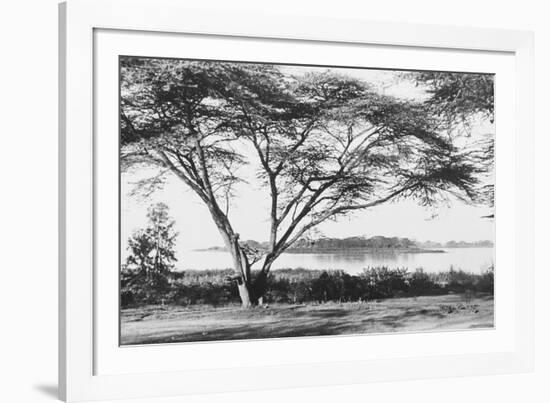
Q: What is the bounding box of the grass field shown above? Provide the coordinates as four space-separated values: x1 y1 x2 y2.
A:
120 293 494 345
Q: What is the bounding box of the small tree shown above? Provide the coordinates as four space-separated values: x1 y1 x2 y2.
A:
122 203 178 303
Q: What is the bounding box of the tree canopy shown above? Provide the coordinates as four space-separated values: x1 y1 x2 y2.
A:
411 71 494 124
410 71 495 211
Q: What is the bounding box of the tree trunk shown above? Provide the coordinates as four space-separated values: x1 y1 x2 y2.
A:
213 221 272 308
252 270 269 304
226 238 256 308
232 262 269 308
236 279 253 308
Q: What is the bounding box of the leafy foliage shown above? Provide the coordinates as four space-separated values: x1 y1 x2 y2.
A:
410 71 495 210
411 72 494 124
121 203 178 305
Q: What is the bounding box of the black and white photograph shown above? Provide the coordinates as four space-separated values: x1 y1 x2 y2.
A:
119 57 495 345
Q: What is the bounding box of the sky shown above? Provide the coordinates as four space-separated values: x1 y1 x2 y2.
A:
120 64 495 259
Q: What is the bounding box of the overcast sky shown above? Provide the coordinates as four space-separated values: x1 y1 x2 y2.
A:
120 64 495 258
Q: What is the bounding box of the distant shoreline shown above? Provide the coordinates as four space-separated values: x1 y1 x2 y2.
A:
286 247 446 254
192 246 447 254
193 237 493 253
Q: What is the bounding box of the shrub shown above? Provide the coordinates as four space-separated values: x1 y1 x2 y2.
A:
361 266 409 299
409 268 443 296
475 266 494 293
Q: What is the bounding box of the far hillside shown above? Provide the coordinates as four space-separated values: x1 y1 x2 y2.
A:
416 240 494 249
196 236 494 253
289 236 418 251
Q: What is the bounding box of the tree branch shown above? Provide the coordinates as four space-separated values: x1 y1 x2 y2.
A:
157 151 209 203
279 183 416 253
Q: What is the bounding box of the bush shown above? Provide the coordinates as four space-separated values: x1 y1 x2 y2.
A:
409 268 443 296
361 266 409 299
475 266 494 293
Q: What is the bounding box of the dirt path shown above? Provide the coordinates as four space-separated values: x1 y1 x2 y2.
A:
121 294 494 345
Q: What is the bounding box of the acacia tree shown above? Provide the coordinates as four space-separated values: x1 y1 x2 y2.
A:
121 58 486 307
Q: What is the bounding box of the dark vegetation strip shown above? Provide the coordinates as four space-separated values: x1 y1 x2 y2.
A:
121 266 494 308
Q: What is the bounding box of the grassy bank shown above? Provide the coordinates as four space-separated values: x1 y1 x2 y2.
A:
121 266 494 307
121 293 494 345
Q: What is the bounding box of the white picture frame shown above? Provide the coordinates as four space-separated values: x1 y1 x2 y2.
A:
59 0 534 401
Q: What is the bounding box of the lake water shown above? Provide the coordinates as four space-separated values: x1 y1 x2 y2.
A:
176 247 494 274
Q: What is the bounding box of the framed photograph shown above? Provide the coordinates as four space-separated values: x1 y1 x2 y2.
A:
59 0 534 401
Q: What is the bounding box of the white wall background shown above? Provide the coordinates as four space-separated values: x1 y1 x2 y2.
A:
0 0 546 402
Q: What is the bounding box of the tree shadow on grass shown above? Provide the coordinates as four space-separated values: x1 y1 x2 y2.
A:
125 305 451 345
290 308 351 319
